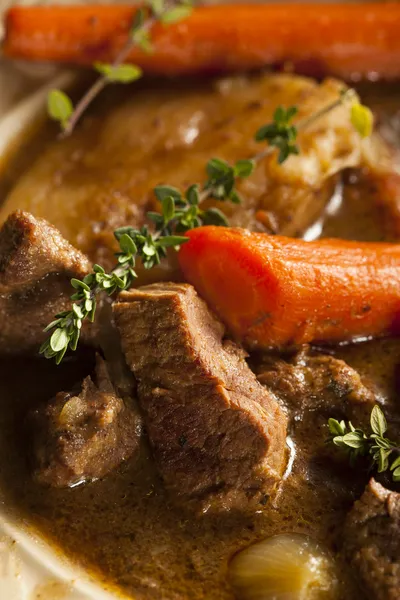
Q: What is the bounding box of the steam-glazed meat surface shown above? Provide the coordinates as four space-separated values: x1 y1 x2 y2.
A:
32 356 141 487
343 479 400 600
114 282 287 512
0 210 91 354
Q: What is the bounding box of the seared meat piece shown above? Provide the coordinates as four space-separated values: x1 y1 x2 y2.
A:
342 479 400 600
0 210 91 354
113 283 287 513
255 351 375 423
32 356 141 487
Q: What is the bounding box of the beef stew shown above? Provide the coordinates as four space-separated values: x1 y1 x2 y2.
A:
0 20 400 600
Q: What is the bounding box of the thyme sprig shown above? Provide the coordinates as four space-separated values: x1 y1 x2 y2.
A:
39 156 254 363
42 89 373 363
47 0 193 136
328 405 400 482
255 105 299 164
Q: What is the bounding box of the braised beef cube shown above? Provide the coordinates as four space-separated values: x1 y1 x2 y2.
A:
113 282 287 513
0 210 91 354
32 356 141 487
342 479 400 600
255 351 375 423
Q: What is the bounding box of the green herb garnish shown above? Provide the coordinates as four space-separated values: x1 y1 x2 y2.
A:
255 105 299 164
47 90 74 131
350 102 374 138
160 4 193 23
328 405 400 482
93 63 143 83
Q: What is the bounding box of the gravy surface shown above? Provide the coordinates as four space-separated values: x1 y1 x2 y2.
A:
2 338 399 599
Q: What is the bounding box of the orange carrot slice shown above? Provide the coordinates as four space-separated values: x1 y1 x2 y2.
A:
3 3 400 79
178 226 400 349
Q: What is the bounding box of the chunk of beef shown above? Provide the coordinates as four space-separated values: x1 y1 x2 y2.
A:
342 479 400 600
255 351 375 423
0 210 91 354
113 283 287 513
32 356 141 487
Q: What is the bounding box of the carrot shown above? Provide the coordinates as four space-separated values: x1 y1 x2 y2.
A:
178 226 400 349
3 3 400 79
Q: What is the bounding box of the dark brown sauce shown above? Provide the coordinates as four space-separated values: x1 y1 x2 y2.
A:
0 79 400 600
3 340 400 599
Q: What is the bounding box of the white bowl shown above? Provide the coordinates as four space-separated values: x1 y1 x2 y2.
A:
0 73 122 600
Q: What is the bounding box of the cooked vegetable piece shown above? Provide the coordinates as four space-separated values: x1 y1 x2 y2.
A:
4 3 400 79
178 226 400 348
229 533 337 600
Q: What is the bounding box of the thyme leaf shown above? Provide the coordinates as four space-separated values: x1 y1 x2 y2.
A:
350 103 374 138
328 405 400 481
94 63 143 83
255 105 299 164
47 90 74 131
160 5 193 23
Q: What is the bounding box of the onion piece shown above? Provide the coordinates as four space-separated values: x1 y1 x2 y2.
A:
58 395 86 427
229 533 338 600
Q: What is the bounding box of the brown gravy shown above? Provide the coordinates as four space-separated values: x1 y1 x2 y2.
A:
2 339 400 599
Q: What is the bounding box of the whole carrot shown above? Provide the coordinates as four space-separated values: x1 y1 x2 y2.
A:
178 226 400 349
4 3 400 80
